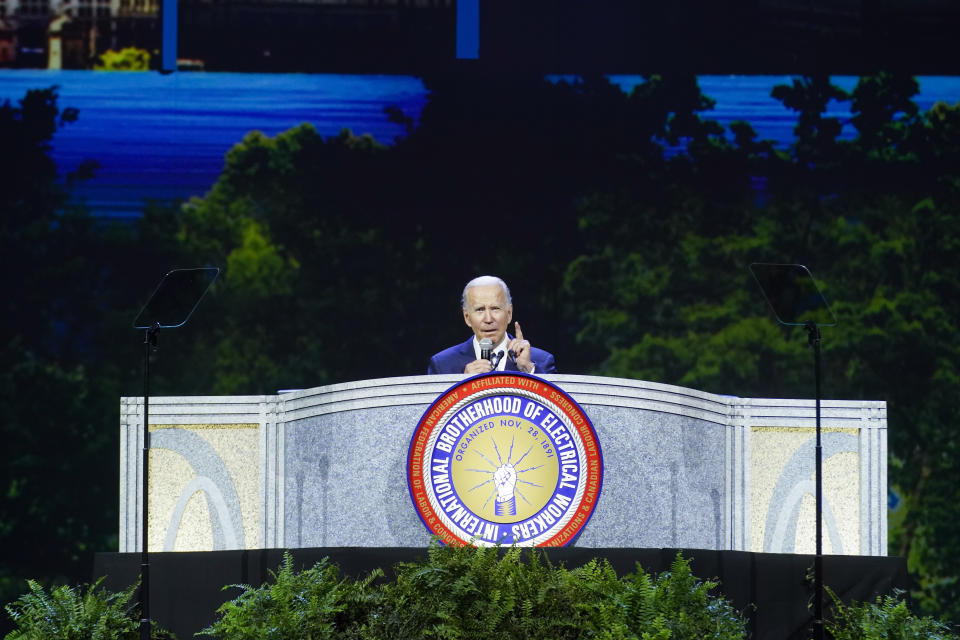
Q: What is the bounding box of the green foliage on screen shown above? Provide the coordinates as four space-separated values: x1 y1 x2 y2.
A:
94 48 151 71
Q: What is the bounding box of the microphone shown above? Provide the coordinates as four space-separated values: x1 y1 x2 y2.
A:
479 338 493 361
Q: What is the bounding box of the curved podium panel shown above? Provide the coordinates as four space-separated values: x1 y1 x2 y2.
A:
119 374 886 555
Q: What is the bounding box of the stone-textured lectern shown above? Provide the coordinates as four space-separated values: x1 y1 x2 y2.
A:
119 374 886 555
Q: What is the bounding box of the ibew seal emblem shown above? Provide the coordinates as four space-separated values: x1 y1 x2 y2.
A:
408 373 602 546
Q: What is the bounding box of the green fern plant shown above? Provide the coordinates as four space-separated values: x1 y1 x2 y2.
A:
622 569 671 640
823 588 958 640
198 551 380 640
195 544 748 640
508 554 633 640
369 542 526 639
3 578 171 640
367 542 744 640
624 552 746 640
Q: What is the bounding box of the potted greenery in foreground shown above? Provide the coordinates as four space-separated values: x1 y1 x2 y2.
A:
4 578 173 640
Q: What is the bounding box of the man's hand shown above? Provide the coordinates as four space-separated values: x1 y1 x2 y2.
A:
508 322 535 373
464 359 494 375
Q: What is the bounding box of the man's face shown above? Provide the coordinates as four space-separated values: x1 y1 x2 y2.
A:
463 284 513 345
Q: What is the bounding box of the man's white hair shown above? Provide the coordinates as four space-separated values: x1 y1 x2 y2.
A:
461 275 512 309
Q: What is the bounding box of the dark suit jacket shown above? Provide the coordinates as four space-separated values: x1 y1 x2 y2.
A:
427 336 556 375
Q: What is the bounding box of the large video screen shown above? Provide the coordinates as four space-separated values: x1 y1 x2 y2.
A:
2 71 958 218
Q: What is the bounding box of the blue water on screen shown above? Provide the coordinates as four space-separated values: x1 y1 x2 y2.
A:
1 71 425 217
1 71 958 218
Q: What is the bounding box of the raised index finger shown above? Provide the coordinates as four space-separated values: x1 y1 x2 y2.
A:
514 321 524 342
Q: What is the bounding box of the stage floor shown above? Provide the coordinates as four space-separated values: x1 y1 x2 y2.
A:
94 547 907 640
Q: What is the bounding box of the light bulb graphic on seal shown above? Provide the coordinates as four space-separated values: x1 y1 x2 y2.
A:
494 463 517 515
457 432 550 521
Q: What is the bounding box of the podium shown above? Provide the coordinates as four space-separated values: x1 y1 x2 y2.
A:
117 374 886 556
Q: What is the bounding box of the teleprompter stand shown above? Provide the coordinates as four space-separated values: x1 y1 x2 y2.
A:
749 262 837 640
132 267 219 640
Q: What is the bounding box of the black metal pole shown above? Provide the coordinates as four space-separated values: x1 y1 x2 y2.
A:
140 324 158 640
806 320 824 640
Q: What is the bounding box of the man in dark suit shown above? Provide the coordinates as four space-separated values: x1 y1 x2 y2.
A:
428 276 556 375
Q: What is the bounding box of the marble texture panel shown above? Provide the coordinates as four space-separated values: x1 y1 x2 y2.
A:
119 374 886 554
